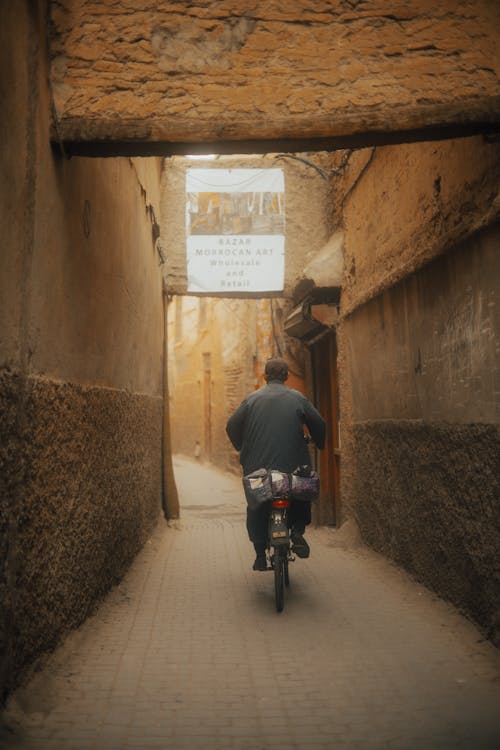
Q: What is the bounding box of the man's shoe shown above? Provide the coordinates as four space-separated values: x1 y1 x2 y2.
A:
291 533 310 558
252 553 267 571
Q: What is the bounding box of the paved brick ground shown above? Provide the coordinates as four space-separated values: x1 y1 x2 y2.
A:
2 456 500 750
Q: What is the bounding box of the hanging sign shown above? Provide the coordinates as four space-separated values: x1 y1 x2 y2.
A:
185 168 285 293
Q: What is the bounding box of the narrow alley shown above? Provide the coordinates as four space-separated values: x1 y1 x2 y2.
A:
2 6 500 746
2 458 499 750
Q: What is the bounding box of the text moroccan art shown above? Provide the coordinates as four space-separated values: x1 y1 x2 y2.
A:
186 168 285 293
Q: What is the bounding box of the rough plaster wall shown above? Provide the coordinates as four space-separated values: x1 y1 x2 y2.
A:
347 225 499 424
162 154 333 298
168 297 259 473
0 2 164 698
221 299 263 472
49 1 500 142
353 421 499 641
221 300 257 410
167 298 204 458
0 4 28 370
209 306 238 470
219 300 259 472
339 225 500 640
336 137 500 640
29 155 164 393
12 379 161 687
341 136 500 315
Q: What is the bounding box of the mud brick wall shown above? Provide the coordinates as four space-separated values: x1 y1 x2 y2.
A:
49 0 500 143
1 2 165 699
340 137 500 315
1 377 161 696
339 222 500 641
167 296 262 473
353 421 499 638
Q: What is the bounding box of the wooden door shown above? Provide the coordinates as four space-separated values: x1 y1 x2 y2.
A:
312 333 341 526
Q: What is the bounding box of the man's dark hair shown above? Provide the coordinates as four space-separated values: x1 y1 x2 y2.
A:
264 357 289 383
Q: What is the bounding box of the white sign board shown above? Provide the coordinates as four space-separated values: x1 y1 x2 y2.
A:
186 168 285 293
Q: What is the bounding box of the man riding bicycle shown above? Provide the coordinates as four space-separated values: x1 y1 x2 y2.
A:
226 357 326 571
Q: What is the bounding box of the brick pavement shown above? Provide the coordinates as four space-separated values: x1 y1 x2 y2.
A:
2 456 500 750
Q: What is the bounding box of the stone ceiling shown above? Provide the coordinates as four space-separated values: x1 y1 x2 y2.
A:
50 0 500 154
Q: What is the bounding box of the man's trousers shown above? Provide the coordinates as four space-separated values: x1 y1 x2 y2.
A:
246 500 312 549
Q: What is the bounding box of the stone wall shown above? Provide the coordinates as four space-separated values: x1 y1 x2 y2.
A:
49 0 500 145
0 2 164 699
337 137 500 641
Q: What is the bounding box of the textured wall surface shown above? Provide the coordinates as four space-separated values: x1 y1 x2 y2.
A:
341 136 500 315
168 297 209 461
3 2 499 702
1 378 161 693
353 421 500 641
347 224 499 424
1 2 165 699
49 0 500 144
167 297 261 472
27 154 164 392
340 224 500 640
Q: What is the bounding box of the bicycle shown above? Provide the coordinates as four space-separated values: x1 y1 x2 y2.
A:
267 495 293 613
243 465 318 613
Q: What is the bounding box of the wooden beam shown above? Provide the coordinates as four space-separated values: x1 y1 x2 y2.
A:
56 122 500 158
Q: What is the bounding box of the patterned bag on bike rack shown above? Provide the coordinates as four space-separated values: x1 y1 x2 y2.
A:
243 468 273 511
270 470 291 498
290 466 320 501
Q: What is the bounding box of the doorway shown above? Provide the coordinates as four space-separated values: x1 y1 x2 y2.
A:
312 332 341 526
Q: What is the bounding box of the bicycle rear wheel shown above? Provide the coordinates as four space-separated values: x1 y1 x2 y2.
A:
284 554 289 587
274 547 285 612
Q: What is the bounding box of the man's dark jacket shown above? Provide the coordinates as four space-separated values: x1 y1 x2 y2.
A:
226 380 326 475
